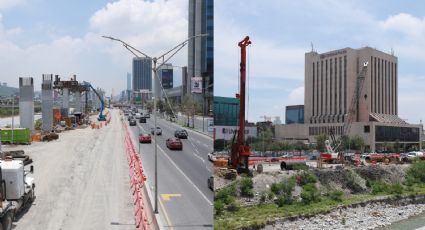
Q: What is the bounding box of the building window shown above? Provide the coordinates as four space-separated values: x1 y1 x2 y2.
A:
321 60 324 117
334 57 337 115
343 55 347 114
364 125 370 133
377 58 381 113
330 59 333 115
312 62 315 117
374 57 377 114
325 59 328 115
370 56 373 113
339 57 342 115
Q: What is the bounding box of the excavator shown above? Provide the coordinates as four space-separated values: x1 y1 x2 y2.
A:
82 82 106 121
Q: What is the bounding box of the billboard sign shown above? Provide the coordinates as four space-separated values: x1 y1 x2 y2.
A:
191 77 202 93
214 126 257 140
161 69 173 89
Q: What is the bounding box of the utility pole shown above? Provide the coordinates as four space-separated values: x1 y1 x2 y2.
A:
103 33 208 214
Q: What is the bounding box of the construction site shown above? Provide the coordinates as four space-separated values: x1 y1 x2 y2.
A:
0 74 151 230
212 36 425 230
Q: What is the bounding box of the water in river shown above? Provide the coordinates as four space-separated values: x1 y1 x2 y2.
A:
379 212 425 230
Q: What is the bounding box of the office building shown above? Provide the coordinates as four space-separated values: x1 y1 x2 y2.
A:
188 0 213 113
132 57 152 103
286 105 304 124
132 57 152 91
275 47 422 151
156 63 173 100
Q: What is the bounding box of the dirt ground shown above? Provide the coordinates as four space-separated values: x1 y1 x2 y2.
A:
4 109 135 230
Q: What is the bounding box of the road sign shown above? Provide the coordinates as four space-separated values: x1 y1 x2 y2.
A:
207 119 214 132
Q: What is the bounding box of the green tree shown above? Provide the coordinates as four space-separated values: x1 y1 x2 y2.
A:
394 139 400 154
181 95 198 128
315 134 327 152
258 126 273 152
350 135 365 151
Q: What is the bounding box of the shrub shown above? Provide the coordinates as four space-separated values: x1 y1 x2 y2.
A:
271 182 283 195
329 190 344 202
240 178 254 197
35 118 42 130
214 200 225 215
226 200 240 212
407 161 425 185
215 184 237 205
260 192 267 203
267 191 274 200
371 181 389 195
275 194 293 207
297 171 318 186
390 183 403 195
301 184 320 204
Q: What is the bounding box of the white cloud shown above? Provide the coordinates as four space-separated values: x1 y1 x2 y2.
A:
287 86 304 104
0 0 26 11
380 13 425 38
0 0 188 94
90 0 187 57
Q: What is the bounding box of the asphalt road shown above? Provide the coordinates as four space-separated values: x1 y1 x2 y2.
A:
127 114 213 229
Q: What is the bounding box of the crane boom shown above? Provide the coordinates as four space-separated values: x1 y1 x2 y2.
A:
83 82 106 121
327 62 368 153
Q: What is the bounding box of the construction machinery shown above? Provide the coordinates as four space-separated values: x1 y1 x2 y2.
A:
83 82 106 121
321 61 369 165
228 36 252 174
0 147 35 230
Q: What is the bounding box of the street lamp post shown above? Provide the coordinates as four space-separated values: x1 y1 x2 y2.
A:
103 34 207 214
11 96 15 145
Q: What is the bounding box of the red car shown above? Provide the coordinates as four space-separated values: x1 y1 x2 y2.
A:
139 134 152 143
166 138 183 150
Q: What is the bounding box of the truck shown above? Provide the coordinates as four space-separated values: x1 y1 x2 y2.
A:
0 157 35 230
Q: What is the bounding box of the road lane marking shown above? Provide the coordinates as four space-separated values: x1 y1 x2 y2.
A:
158 191 174 230
161 194 182 201
156 144 213 206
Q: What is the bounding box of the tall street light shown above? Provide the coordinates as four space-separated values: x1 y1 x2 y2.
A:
103 34 207 214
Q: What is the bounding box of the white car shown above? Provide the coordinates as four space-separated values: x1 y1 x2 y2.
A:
135 113 142 119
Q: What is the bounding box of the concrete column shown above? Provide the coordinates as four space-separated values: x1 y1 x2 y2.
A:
62 88 69 116
19 77 34 130
41 74 53 132
75 91 81 113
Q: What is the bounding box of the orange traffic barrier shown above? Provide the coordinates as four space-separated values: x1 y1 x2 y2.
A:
31 133 41 142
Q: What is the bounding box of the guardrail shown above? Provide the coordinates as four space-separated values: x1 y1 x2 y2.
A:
122 119 153 230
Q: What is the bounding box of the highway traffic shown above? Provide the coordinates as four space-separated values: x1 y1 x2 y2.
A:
126 110 213 229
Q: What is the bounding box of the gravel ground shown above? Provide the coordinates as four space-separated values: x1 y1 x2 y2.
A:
264 201 425 230
4 109 135 230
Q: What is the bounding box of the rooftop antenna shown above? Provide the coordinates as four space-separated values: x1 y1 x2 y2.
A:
311 42 314 52
391 47 394 56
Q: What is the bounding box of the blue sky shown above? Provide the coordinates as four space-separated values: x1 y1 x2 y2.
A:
0 0 187 95
215 0 425 124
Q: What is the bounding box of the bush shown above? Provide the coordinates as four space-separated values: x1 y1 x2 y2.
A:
271 182 283 195
35 118 42 130
260 192 267 203
226 200 240 212
407 161 425 185
267 191 274 200
240 178 254 197
214 200 225 215
329 190 343 202
215 184 237 205
275 193 293 207
301 184 320 204
371 181 389 195
390 183 403 195
297 171 318 186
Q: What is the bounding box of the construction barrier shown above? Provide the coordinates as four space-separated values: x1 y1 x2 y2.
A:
122 119 150 230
